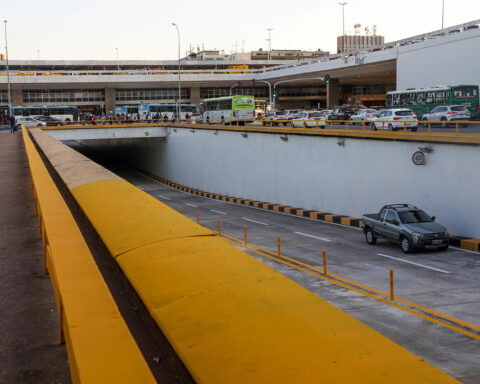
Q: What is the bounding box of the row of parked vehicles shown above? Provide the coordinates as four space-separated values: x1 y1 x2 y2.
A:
261 104 473 131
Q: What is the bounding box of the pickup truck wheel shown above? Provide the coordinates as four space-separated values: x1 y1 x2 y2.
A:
401 236 412 254
365 228 377 245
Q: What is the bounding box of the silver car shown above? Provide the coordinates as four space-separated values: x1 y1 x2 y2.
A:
350 109 378 125
422 105 470 127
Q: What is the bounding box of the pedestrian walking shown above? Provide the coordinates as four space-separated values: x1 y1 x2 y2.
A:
9 115 16 133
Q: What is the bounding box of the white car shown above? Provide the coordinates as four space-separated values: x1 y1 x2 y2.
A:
371 109 418 131
292 111 327 128
422 105 470 127
15 116 47 129
350 109 378 124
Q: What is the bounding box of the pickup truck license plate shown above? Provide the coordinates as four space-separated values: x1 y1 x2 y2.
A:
432 239 443 245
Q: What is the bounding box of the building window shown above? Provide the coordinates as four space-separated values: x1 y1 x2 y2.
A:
200 87 269 99
115 88 190 101
0 91 8 103
278 87 325 97
23 89 105 103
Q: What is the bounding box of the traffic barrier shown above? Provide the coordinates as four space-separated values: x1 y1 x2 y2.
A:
22 128 156 384
28 128 461 383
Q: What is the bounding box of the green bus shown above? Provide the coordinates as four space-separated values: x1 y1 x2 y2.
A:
202 96 255 124
386 85 479 120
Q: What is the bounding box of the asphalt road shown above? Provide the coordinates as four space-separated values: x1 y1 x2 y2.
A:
69 142 480 383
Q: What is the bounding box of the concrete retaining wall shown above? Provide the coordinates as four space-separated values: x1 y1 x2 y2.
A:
82 128 480 239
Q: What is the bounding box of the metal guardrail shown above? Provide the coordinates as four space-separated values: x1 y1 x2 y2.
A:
39 119 480 139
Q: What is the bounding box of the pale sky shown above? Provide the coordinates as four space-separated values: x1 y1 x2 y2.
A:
2 0 479 61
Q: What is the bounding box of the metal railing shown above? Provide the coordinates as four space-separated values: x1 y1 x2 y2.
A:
40 118 480 140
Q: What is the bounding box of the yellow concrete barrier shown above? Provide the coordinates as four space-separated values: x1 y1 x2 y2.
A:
30 128 460 384
22 129 155 384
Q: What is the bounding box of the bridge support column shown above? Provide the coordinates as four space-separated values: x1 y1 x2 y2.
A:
327 79 340 109
105 88 116 115
190 87 201 109
11 88 23 106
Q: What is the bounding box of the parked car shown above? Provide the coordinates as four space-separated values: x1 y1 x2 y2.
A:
284 110 301 119
318 110 332 119
362 204 449 253
349 109 378 125
371 108 418 131
292 111 327 128
15 116 47 129
263 110 287 126
327 107 356 121
32 115 63 126
421 105 470 127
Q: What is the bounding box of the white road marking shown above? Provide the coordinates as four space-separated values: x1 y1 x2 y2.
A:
186 203 198 208
377 253 451 274
450 246 480 255
242 217 269 226
157 195 171 200
210 209 227 215
138 186 145 190
294 231 331 242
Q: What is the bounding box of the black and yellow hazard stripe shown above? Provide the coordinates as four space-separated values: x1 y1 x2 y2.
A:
138 168 480 252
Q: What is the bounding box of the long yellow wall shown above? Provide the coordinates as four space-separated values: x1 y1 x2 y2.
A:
29 128 460 384
22 129 155 384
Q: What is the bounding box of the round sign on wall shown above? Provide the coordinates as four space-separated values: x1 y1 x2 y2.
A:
412 151 426 166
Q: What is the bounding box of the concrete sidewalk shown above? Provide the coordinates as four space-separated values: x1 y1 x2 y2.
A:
0 130 70 383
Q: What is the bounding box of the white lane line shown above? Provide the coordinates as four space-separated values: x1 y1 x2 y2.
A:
377 253 451 274
211 209 227 215
242 217 269 226
186 203 198 208
138 186 145 191
450 246 480 255
157 195 171 200
294 231 331 242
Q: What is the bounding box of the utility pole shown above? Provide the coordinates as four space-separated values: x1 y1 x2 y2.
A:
115 48 119 70
338 2 348 53
37 49 40 61
171 23 181 122
441 0 445 29
4 20 11 117
266 28 273 60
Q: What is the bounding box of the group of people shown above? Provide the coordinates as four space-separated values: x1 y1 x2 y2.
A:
81 112 192 123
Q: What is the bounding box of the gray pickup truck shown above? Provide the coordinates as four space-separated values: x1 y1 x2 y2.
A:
362 204 449 253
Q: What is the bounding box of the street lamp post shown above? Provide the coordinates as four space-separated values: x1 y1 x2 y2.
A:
116 48 119 71
171 23 181 123
266 28 273 60
4 20 12 117
441 0 445 29
338 2 347 53
273 77 324 110
255 80 272 107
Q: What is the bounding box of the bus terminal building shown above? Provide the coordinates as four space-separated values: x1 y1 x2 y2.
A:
1 21 479 114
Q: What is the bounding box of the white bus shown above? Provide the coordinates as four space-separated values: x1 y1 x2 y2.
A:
137 103 198 120
202 96 255 124
12 106 79 122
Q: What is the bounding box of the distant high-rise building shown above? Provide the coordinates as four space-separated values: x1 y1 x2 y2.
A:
337 34 384 53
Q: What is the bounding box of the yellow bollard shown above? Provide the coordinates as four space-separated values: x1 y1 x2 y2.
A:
218 218 221 234
180 207 183 214
323 249 327 275
197 212 200 224
277 236 281 257
390 268 394 300
244 226 248 245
